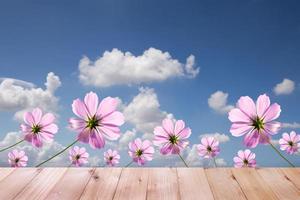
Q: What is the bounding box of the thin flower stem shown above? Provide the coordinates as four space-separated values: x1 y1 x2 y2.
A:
213 157 217 168
125 161 133 168
0 139 25 153
178 153 189 167
36 139 78 167
268 141 295 167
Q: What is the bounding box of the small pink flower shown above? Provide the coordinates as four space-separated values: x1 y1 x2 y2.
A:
69 146 89 167
233 149 256 168
228 94 281 148
128 138 154 166
279 131 300 154
197 137 220 158
104 149 120 167
69 92 125 149
8 149 28 167
154 118 191 155
21 108 58 148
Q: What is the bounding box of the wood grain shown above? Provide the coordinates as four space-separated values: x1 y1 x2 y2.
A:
177 168 214 200
147 168 179 200
45 168 95 200
205 168 247 200
257 168 300 200
0 168 299 200
80 168 122 200
113 168 148 200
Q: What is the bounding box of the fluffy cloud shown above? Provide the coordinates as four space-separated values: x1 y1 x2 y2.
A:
208 91 234 114
0 132 102 167
273 78 295 95
281 122 300 129
79 48 199 87
122 87 173 139
117 129 137 150
0 72 61 121
199 133 230 143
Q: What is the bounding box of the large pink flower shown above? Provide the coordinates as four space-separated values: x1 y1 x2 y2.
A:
69 92 124 149
104 149 120 167
279 131 300 155
154 118 191 155
128 138 154 166
69 146 89 167
197 137 220 158
21 108 58 148
8 149 28 167
233 149 256 168
228 94 281 148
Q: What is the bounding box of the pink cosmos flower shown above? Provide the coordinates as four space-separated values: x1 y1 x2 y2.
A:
69 146 89 167
233 149 256 168
228 94 281 148
21 108 58 148
104 149 120 167
8 149 28 167
279 131 300 155
197 137 220 158
69 92 125 149
128 138 154 166
153 118 191 155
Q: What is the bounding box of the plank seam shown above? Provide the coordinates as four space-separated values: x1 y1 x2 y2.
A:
78 168 96 200
175 168 182 200
229 169 249 200
203 169 217 200
111 167 124 199
279 168 300 191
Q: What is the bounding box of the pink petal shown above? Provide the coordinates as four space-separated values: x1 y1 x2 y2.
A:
177 128 191 139
101 111 124 126
174 120 185 135
236 96 256 119
84 92 99 116
228 108 251 123
237 150 245 160
243 130 260 148
256 94 270 118
97 97 118 118
69 118 86 132
77 129 91 143
264 121 281 135
72 99 89 119
89 130 105 149
162 118 174 134
42 124 58 134
160 143 172 155
32 108 43 125
230 123 253 137
23 112 35 126
40 113 55 127
263 103 281 123
258 132 270 144
98 126 120 140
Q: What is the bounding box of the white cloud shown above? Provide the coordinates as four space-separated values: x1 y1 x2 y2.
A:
118 129 137 150
208 91 234 114
0 72 61 121
79 48 199 87
0 132 102 167
282 122 300 129
215 158 227 167
185 145 202 166
122 87 173 139
273 78 295 95
199 133 230 143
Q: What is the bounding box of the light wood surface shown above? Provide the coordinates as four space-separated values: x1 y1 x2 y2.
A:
0 168 298 200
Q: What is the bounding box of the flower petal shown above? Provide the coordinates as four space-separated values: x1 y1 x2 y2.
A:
243 130 260 148
174 120 185 135
236 96 256 119
101 111 124 126
84 92 99 116
97 97 118 118
162 118 174 134
256 94 270 118
263 103 281 122
228 108 251 123
72 99 89 119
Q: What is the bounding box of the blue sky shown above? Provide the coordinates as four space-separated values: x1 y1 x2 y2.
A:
0 0 300 167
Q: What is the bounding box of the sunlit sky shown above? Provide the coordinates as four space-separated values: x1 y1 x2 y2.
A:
0 0 299 167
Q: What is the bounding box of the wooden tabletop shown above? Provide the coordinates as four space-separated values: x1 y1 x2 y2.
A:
0 168 299 200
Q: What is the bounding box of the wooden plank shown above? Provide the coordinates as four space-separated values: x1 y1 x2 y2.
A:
257 168 300 200
80 168 122 200
113 168 148 200
231 168 277 200
205 168 246 200
14 168 68 200
280 168 300 190
0 168 14 182
177 168 214 200
0 168 42 199
147 168 179 200
45 168 95 200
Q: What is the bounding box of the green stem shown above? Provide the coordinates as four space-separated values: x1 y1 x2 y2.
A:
36 139 78 167
125 161 133 168
213 157 217 168
0 139 25 153
178 154 189 167
268 141 295 167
